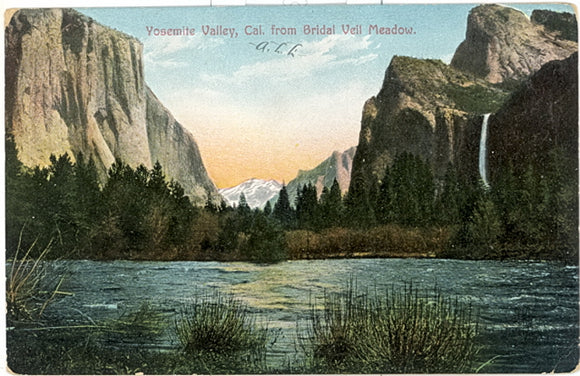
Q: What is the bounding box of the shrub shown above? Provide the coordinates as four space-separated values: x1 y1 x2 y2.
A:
305 282 480 373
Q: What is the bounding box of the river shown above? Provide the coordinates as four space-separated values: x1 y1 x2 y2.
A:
42 258 578 373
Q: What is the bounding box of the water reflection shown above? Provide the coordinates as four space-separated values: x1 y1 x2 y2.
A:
42 258 578 373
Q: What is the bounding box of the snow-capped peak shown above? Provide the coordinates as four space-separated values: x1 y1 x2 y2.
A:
219 178 283 209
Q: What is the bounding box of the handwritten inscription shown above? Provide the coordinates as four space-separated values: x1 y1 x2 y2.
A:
249 41 302 57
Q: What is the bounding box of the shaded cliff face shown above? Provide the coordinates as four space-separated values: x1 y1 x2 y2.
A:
5 8 217 204
350 4 577 199
145 88 218 205
269 147 356 207
487 52 578 182
451 5 577 84
287 146 356 200
350 55 509 195
531 9 578 42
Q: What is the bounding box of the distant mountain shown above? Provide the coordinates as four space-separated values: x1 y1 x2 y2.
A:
267 147 356 207
219 179 283 209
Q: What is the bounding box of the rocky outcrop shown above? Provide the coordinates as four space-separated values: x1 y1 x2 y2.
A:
5 8 218 204
269 147 356 207
287 146 356 200
531 9 578 42
451 5 577 84
487 52 578 182
349 4 577 199
349 55 510 196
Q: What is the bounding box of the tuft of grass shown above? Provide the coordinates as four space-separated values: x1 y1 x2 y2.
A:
6 232 68 323
305 282 480 373
102 301 166 345
175 291 270 373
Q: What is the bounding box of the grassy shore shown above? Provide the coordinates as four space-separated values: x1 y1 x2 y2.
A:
7 267 482 374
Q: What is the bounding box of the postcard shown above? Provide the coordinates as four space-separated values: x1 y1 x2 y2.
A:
4 1 579 374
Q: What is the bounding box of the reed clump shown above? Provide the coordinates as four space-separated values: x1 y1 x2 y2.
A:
6 235 68 323
306 282 480 373
175 292 270 373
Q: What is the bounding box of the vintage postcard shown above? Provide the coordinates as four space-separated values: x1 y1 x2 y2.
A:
4 1 579 374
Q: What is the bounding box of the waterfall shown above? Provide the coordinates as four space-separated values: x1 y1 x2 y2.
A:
479 113 491 188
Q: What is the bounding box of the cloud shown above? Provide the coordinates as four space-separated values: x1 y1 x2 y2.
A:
144 35 225 68
202 34 377 84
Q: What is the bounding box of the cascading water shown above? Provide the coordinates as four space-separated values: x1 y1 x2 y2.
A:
479 113 491 188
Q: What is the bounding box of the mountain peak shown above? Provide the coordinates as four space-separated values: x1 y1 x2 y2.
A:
451 4 577 83
219 179 283 209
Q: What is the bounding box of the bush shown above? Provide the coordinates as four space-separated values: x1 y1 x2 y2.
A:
305 282 480 373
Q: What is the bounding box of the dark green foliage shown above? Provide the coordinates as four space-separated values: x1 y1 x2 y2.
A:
445 82 510 113
489 150 578 261
5 146 103 259
263 200 272 216
95 159 196 259
295 183 319 230
5 134 577 262
375 153 435 227
344 173 376 229
318 179 344 228
435 163 465 225
272 185 295 226
5 150 198 260
216 205 286 263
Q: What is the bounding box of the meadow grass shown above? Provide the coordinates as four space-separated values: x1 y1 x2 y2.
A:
304 282 480 373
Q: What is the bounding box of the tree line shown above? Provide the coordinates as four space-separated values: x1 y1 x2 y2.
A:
6 135 577 263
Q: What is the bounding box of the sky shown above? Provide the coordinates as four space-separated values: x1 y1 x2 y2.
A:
39 3 578 187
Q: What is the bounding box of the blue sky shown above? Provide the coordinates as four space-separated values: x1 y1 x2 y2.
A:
75 3 575 187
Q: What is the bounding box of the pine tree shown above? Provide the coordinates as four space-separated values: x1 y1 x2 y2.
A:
273 185 294 227
320 179 344 228
435 163 463 225
238 192 251 212
345 173 376 229
296 183 318 230
263 201 273 216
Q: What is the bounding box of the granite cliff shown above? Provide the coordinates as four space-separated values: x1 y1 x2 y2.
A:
349 4 577 198
270 147 356 207
487 52 578 181
451 5 577 84
5 8 218 204
350 56 509 195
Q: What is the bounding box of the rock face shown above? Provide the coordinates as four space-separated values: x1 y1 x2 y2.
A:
285 146 356 205
5 8 218 204
350 56 509 196
268 147 356 207
451 5 577 84
349 4 577 198
531 9 578 42
487 52 578 181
